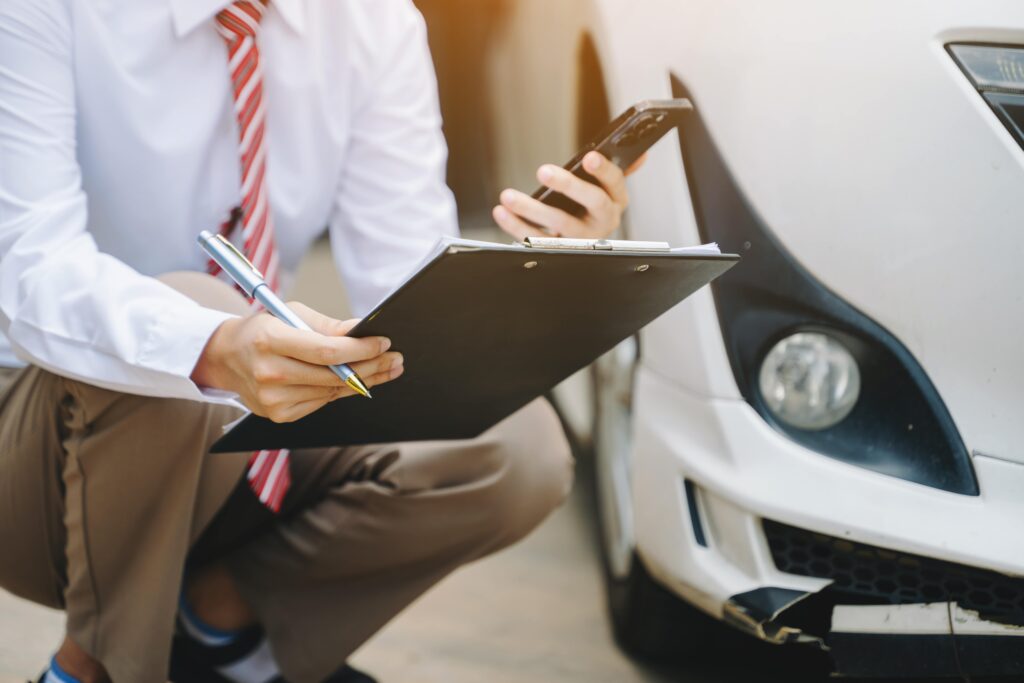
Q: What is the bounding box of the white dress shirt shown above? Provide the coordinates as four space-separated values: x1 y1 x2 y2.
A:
0 0 457 401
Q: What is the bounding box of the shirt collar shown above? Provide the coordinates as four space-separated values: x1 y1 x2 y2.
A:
170 0 305 38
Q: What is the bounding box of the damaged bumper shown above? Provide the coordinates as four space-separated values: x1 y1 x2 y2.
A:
723 586 1024 678
830 603 1024 678
631 370 1024 678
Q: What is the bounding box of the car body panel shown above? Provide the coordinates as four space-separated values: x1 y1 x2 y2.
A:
633 366 1024 586
471 0 1024 674
599 1 1024 464
487 0 1024 461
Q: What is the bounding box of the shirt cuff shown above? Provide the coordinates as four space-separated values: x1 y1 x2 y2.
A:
140 303 237 402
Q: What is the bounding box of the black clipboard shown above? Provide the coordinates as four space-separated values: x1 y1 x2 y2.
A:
211 237 738 452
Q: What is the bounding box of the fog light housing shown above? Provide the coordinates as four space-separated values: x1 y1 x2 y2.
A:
758 332 861 431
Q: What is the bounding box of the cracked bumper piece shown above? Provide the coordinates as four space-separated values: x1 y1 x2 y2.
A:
722 587 822 646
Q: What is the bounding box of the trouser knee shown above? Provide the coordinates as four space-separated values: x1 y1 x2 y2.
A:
56 375 247 543
473 399 574 552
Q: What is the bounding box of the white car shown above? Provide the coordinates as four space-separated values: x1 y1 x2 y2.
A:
454 1 1024 677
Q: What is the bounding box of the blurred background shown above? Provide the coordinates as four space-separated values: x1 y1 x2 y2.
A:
415 0 605 230
413 0 508 228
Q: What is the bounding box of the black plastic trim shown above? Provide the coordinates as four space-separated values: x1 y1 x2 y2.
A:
830 632 1024 679
828 633 960 678
669 73 977 495
764 519 1024 624
729 587 809 623
985 92 1024 149
956 633 1024 677
682 478 708 548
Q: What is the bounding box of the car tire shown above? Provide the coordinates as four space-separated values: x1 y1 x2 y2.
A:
603 550 716 661
590 341 717 662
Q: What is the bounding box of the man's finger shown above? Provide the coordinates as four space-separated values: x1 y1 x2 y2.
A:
286 301 359 337
272 396 334 424
347 352 403 385
266 321 390 367
264 352 403 387
581 152 629 206
274 359 404 420
536 164 609 216
498 190 586 237
493 205 548 240
332 360 406 400
259 383 340 408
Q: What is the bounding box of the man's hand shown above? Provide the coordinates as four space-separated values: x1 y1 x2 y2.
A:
492 152 646 241
192 302 403 423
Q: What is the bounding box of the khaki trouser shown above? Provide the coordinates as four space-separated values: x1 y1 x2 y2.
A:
0 275 574 683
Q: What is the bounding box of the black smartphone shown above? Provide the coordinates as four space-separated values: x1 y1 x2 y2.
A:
531 98 692 218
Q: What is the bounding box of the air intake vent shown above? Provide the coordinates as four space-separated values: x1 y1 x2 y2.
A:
764 520 1024 624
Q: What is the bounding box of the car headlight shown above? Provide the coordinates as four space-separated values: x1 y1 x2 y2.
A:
949 44 1024 150
758 332 861 431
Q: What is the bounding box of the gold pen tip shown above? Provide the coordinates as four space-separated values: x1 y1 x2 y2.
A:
346 375 372 399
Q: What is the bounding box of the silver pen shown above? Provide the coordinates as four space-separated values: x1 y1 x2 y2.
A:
197 230 372 399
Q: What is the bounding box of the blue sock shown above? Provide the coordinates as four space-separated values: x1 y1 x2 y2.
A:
177 595 281 683
44 657 81 683
178 594 243 647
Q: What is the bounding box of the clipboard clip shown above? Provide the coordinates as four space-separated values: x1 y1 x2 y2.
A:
523 236 671 252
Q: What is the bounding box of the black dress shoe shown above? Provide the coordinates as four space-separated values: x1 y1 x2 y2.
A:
323 665 377 683
170 633 378 683
169 631 259 683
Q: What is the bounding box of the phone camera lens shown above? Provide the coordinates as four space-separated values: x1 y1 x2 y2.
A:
636 121 658 139
616 131 640 146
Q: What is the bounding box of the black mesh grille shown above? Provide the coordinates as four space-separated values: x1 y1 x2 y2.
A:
764 520 1024 624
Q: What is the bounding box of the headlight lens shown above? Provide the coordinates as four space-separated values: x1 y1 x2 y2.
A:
949 44 1024 92
758 332 861 431
949 44 1024 151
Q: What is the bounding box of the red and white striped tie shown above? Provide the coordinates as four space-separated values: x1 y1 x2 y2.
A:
214 0 290 513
